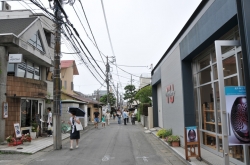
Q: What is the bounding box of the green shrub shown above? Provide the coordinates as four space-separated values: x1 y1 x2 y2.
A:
167 135 180 142
165 129 172 137
157 129 168 138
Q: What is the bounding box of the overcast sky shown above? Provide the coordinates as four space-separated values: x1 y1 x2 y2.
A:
7 0 201 95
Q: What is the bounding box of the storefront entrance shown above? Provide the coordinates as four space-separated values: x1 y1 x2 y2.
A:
192 30 249 164
21 99 44 135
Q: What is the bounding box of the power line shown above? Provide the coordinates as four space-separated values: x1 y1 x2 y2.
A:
77 0 105 65
100 0 122 89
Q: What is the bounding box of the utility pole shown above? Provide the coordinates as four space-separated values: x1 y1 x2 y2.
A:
106 56 110 111
116 83 119 108
52 0 62 150
49 0 75 150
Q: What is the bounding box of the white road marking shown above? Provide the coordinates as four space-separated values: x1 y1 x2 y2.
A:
36 159 45 161
102 155 115 161
136 156 149 162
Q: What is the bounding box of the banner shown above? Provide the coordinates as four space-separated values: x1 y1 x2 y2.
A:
225 86 249 145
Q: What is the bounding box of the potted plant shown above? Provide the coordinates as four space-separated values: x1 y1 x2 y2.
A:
156 129 168 139
167 135 180 147
21 133 32 144
164 129 172 141
30 122 38 139
6 136 16 146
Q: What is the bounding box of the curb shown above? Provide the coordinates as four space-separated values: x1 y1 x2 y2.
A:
0 125 95 154
151 132 192 165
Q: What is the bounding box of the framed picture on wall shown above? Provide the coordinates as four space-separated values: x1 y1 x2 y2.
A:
2 102 8 118
14 123 22 138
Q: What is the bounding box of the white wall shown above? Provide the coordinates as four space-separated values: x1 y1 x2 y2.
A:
160 45 185 144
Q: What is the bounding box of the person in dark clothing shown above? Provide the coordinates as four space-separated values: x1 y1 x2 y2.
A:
93 109 100 128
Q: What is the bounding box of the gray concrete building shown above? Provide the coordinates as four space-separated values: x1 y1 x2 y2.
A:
0 6 55 141
152 1 250 165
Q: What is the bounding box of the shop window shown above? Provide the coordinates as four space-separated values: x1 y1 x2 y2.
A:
212 65 218 80
200 84 215 132
28 31 44 52
199 67 211 85
26 61 34 79
198 54 210 70
21 99 31 127
229 145 244 162
224 76 238 86
222 56 237 77
17 62 26 78
202 132 216 150
7 63 15 76
34 65 40 80
211 49 216 63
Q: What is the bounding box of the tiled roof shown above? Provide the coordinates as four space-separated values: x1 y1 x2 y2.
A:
61 60 79 75
62 91 102 105
0 17 37 36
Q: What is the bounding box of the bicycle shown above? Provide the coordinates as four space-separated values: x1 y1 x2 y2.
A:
61 120 71 134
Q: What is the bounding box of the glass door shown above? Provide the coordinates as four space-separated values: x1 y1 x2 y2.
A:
215 40 246 165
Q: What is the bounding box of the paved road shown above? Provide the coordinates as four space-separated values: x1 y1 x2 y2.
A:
1 120 187 165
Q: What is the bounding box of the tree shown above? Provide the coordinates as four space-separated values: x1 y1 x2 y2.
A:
100 93 116 106
123 85 138 107
135 85 152 104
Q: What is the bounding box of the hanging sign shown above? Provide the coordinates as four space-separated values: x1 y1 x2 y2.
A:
8 54 23 63
2 102 8 118
225 86 249 145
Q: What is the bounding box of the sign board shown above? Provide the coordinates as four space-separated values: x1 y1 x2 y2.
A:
184 126 201 161
2 102 8 118
8 54 23 63
225 86 249 145
186 126 198 142
14 123 22 138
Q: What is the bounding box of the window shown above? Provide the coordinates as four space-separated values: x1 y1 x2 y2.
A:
44 29 54 47
64 81 67 89
26 61 34 79
17 62 26 78
7 63 15 76
28 31 44 52
34 64 40 80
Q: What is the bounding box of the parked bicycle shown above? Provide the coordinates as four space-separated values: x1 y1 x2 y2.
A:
61 120 71 134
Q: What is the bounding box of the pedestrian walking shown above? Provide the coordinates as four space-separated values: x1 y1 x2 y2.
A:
93 109 100 128
123 110 127 125
105 112 110 126
47 107 52 137
117 111 121 124
126 110 129 123
68 110 80 150
131 113 136 125
101 115 106 127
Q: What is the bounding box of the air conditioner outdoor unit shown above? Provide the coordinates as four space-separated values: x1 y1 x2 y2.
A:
2 2 11 11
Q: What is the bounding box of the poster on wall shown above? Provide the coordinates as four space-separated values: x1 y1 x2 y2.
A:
14 123 22 138
225 86 249 145
2 102 8 118
186 126 198 142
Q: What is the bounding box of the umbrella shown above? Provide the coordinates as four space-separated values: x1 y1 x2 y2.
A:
68 107 85 118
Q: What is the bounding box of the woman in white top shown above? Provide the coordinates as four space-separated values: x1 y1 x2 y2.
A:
68 110 81 150
105 112 111 126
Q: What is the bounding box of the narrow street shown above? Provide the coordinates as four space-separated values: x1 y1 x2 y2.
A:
21 119 187 165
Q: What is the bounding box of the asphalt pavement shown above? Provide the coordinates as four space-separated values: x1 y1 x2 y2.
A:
1 119 188 165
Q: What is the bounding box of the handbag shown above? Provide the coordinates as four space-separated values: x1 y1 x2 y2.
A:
48 124 52 130
75 122 83 131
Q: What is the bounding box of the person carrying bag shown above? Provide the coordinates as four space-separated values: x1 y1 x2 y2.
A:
68 110 81 150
